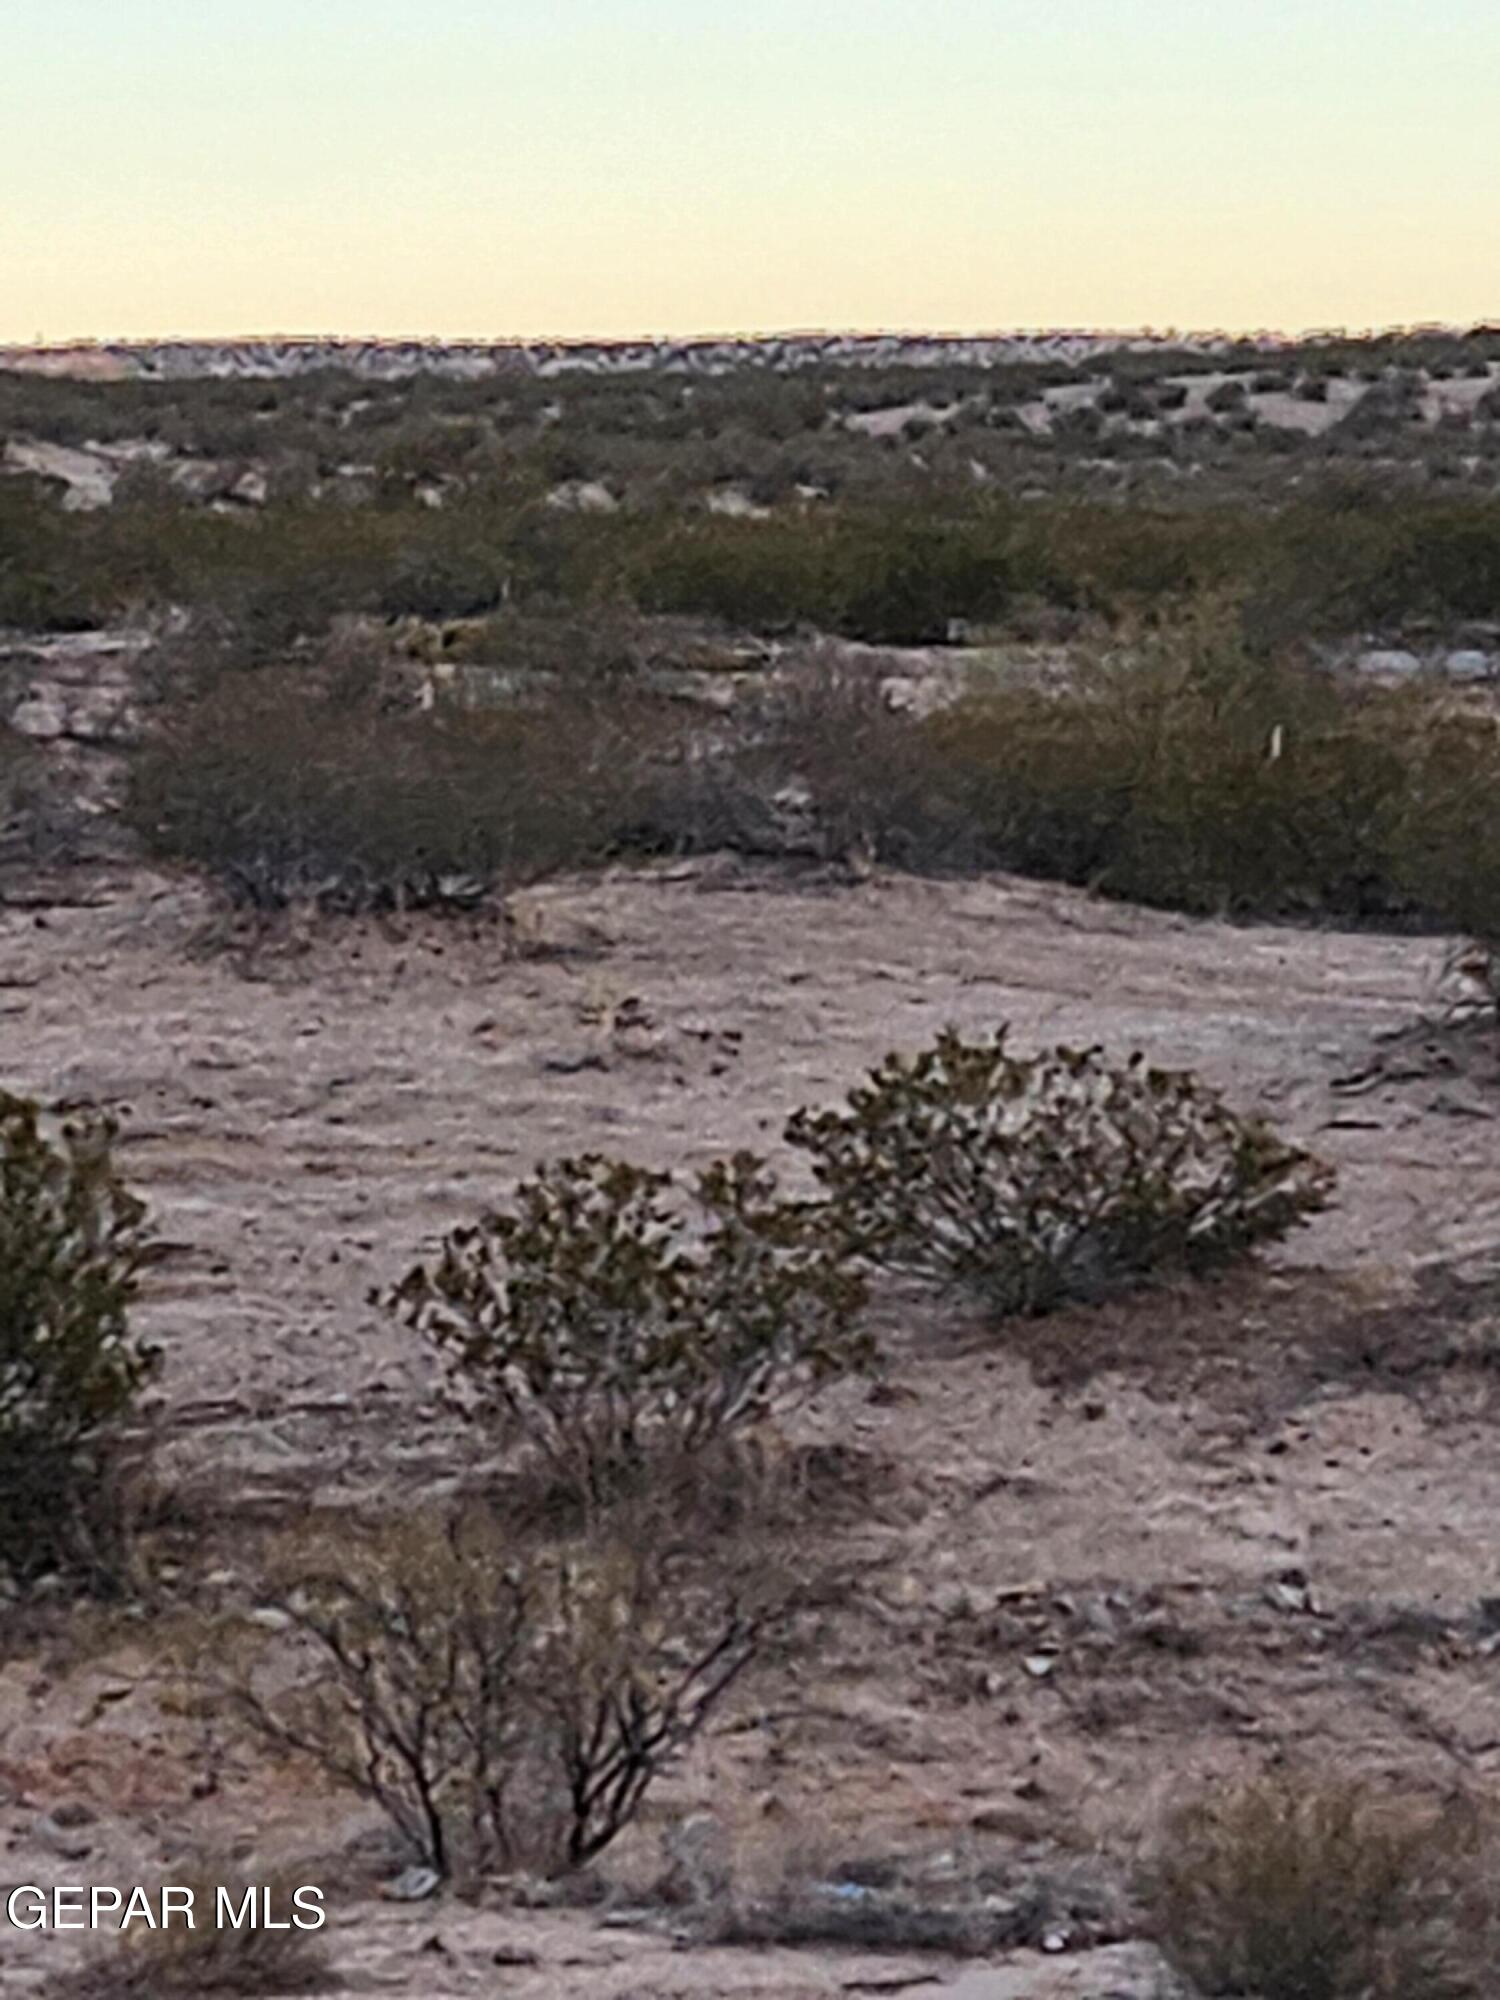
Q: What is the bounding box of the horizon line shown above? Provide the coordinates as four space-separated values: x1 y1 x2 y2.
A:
6 320 1499 352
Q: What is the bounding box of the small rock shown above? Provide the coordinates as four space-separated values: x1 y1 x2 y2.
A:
381 1865 442 1902
540 1049 609 1074
10 697 67 739
34 1812 93 1859
48 1801 97 1830
1446 649 1493 681
245 1606 292 1632
1354 648 1422 681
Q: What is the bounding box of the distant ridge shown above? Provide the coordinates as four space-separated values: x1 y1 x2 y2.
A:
0 328 1424 383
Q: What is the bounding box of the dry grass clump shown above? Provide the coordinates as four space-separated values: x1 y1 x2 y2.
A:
56 1869 331 1997
1147 1772 1500 2000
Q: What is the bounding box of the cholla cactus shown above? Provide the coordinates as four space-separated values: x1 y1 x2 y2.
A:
786 1028 1333 1316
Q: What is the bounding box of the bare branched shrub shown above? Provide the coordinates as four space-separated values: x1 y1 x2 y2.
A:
1147 1774 1500 2000
124 667 667 912
223 1509 767 1882
786 1028 1333 1316
0 721 91 871
0 1091 159 1592
530 1532 767 1869
743 652 962 868
391 1152 870 1503
58 1869 331 1997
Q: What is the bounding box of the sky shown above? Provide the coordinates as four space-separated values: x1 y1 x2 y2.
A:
7 0 1500 343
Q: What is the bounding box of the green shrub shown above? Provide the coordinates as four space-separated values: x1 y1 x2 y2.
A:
391 1153 870 1503
226 1508 767 1881
0 1092 158 1592
1147 1774 1500 2000
786 1028 1332 1316
919 613 1413 915
627 505 1013 643
1390 710 1500 951
1376 504 1500 620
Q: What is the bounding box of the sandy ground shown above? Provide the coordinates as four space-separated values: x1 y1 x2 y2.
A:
2 858 1500 1996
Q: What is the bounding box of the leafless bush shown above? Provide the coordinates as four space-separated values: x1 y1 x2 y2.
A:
744 651 962 866
220 1508 768 1883
124 666 668 911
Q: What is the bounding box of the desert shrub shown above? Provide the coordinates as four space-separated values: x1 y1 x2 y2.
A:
225 1508 767 1881
59 1869 330 1997
919 611 1413 915
1375 503 1500 620
627 505 1012 644
124 667 668 910
0 724 71 867
1206 379 1249 412
785 1028 1333 1316
755 655 955 866
1147 1774 1500 2000
1389 709 1500 957
641 652 965 868
0 1091 158 1592
392 1153 869 1503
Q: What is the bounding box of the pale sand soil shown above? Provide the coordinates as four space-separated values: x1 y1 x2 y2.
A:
1 858 1499 1996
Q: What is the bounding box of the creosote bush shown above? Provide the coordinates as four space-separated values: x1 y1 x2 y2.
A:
1147 1773 1500 2000
392 1152 870 1503
224 1508 768 1883
0 1091 159 1592
786 1028 1333 1316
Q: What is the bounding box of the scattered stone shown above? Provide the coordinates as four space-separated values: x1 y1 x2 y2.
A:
381 1865 442 1902
540 1048 610 1073
1354 648 1422 681
33 1811 93 1860
1446 649 1494 681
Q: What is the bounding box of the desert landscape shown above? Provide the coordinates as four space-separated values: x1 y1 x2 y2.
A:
5 329 1500 1999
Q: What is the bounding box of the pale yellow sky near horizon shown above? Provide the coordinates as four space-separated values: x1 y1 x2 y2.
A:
7 0 1499 345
